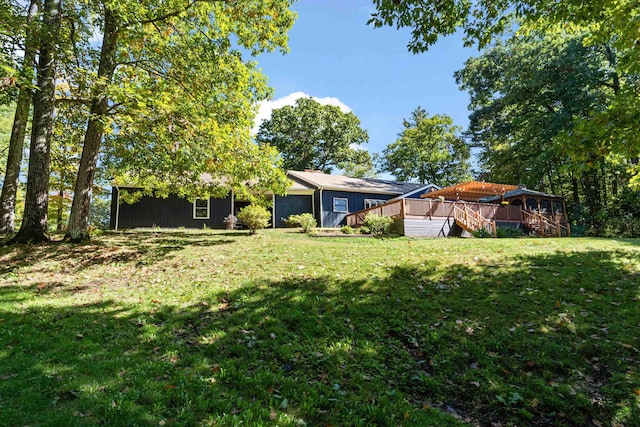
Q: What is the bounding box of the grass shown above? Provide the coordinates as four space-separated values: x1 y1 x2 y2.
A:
1 229 639 426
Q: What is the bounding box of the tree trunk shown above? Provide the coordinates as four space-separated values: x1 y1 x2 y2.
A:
65 9 118 242
56 182 64 231
9 0 59 244
0 0 38 235
571 174 580 222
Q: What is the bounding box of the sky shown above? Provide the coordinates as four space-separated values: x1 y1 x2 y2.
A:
252 0 479 175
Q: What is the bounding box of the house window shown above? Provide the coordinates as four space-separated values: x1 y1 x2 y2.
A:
364 199 386 209
193 198 210 219
333 198 348 213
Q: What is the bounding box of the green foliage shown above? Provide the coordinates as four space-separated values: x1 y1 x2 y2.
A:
237 204 271 234
0 102 13 171
256 97 371 173
370 1 640 210
588 216 640 238
340 225 357 234
456 31 638 228
368 0 639 69
285 213 316 234
362 212 394 237
380 107 471 185
471 228 492 238
496 226 525 238
88 191 111 230
100 0 298 203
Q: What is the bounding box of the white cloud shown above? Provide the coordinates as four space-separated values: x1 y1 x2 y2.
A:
252 91 352 134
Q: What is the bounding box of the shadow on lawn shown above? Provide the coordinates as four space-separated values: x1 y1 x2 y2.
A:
0 231 234 276
0 249 638 426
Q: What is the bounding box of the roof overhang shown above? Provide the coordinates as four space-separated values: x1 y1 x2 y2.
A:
421 181 520 201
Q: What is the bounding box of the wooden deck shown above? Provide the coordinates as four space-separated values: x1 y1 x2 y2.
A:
345 198 570 237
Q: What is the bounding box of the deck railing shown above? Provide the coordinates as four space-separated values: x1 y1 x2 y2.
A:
345 198 569 237
345 199 404 227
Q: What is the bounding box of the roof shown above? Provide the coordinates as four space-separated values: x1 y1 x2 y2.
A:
287 170 425 195
480 188 563 202
286 178 315 193
420 181 520 201
389 183 441 201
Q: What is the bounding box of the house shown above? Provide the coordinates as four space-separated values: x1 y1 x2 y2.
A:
109 171 438 230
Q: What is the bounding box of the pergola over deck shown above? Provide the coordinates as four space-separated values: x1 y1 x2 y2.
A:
420 181 520 202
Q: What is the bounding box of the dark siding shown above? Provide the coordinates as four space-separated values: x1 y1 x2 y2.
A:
109 187 118 229
315 191 322 227
274 194 313 227
321 190 396 228
111 189 232 229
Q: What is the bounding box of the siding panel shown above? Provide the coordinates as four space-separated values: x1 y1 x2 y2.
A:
112 190 232 229
399 218 468 237
274 195 313 227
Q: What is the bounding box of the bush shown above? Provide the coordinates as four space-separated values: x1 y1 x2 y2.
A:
237 204 271 234
472 228 492 238
340 225 356 234
496 226 525 238
286 213 317 234
589 215 640 238
362 213 394 237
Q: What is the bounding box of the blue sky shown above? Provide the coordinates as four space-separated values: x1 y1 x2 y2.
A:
252 0 479 174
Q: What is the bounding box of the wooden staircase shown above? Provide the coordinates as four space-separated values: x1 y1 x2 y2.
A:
522 211 571 237
450 203 497 237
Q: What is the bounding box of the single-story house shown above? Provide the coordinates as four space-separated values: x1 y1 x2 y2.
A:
109 170 439 230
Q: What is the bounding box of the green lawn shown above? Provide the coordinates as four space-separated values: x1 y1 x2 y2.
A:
1 230 639 426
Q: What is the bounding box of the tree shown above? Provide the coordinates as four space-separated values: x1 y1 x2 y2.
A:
368 1 638 61
0 0 37 235
369 0 639 189
256 97 371 174
455 31 627 223
379 107 470 185
65 0 297 242
10 0 60 243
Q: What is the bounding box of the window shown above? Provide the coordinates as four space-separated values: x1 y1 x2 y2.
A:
553 200 564 214
193 198 210 219
333 198 348 213
539 199 551 213
364 199 386 209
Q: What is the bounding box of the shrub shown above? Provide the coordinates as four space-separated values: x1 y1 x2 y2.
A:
286 213 317 234
472 228 492 238
340 225 356 234
362 213 394 237
237 204 271 234
496 226 524 238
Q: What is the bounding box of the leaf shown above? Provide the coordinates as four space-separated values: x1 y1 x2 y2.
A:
269 409 277 420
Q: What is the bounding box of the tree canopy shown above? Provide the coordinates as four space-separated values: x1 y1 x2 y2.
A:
255 97 371 174
0 0 298 241
456 29 636 229
379 107 471 186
